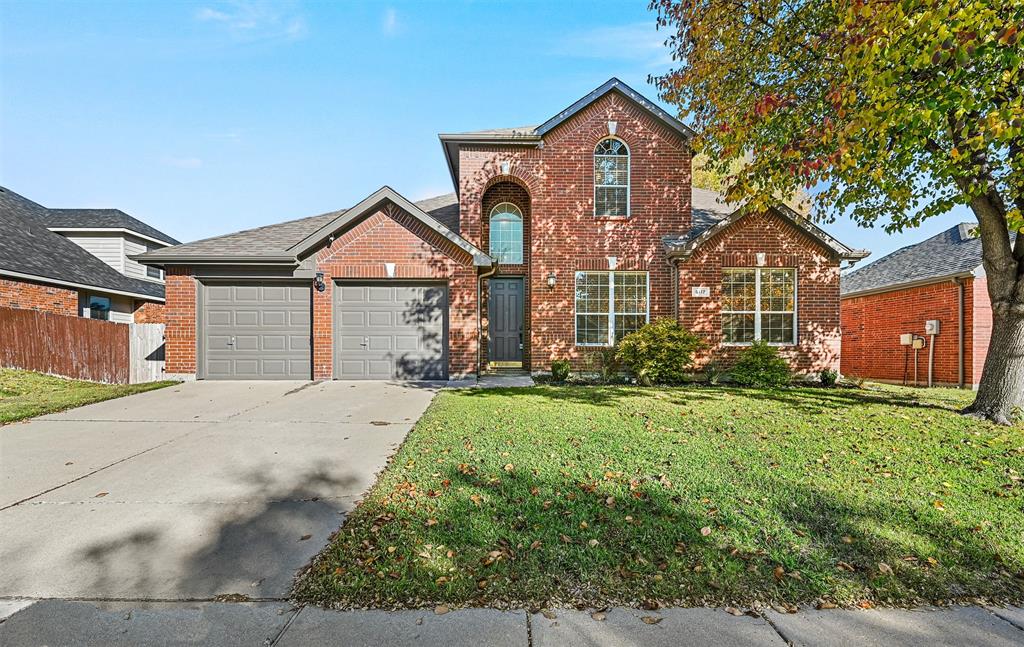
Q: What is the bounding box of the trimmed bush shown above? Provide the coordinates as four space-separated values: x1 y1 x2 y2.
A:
730 341 792 387
615 319 705 385
820 368 839 387
551 360 571 382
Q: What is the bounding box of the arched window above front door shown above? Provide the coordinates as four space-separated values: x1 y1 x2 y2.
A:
488 203 524 264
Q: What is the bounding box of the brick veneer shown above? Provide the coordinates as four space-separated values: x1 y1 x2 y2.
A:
841 276 989 386
459 92 691 371
132 300 165 324
678 211 842 374
480 181 531 368
0 277 78 315
163 267 196 375
313 204 478 380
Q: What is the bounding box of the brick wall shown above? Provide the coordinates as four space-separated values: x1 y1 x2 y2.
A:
840 277 984 386
678 211 842 374
0 277 78 316
314 204 479 380
480 181 531 367
458 92 691 371
132 300 165 324
163 267 196 375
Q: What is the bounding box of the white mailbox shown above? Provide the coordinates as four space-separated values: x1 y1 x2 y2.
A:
925 320 940 335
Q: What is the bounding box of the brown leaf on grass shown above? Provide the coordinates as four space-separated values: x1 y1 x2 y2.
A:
425 518 438 527
605 496 615 507
588 538 599 547
640 599 660 610
641 616 663 624
529 540 542 551
434 605 450 615
530 486 540 496
542 500 553 510
817 601 837 610
773 566 785 581
858 600 875 609
435 576 449 585
470 494 483 506
836 561 856 572
841 535 853 544
504 463 514 472
700 526 712 536
878 562 893 575
933 500 945 510
560 534 573 544
333 567 346 576
477 578 488 590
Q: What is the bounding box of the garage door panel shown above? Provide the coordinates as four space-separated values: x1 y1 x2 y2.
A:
334 282 447 380
202 282 311 380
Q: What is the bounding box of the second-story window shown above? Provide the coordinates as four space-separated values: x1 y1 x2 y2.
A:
489 203 524 264
594 138 629 217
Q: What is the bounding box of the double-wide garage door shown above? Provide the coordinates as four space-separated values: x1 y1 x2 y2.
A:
334 282 448 380
199 280 448 380
201 282 312 379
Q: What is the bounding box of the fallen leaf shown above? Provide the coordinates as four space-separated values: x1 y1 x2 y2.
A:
590 611 607 621
541 609 557 619
94 492 108 498
434 605 450 615
773 566 785 581
817 601 837 610
701 526 712 536
841 535 853 544
878 562 893 575
641 616 662 625
588 539 599 547
426 518 438 527
299 534 312 541
560 534 573 544
725 607 743 616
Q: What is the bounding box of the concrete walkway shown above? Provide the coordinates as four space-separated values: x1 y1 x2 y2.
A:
0 380 438 601
1 601 1021 646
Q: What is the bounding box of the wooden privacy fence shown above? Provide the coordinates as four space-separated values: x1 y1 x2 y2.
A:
0 306 166 384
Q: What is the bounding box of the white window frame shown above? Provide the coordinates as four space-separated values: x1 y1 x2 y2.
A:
593 137 630 218
488 202 524 264
721 267 798 346
574 271 649 346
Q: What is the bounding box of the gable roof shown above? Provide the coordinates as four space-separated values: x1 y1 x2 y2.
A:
34 208 180 245
135 188 490 267
0 186 164 301
664 187 868 262
438 78 694 195
840 223 1014 297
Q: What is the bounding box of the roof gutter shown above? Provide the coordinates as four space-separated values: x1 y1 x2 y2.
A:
130 255 297 268
840 270 977 300
0 268 164 302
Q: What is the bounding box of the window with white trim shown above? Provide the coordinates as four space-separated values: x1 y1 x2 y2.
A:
721 268 796 344
488 203 524 264
575 271 648 345
594 138 629 217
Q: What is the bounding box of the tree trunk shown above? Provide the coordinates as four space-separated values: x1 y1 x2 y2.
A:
964 304 1024 425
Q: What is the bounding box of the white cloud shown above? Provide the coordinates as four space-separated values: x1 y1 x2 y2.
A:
382 8 400 36
554 22 673 67
195 1 307 42
162 156 203 169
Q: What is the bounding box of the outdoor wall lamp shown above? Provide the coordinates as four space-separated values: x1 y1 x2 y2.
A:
546 272 557 288
314 272 326 292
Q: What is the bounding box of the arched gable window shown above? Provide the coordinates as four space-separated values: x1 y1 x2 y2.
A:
594 138 630 217
488 203 524 264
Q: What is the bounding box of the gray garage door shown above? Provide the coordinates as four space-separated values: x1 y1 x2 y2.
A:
201 282 311 380
334 282 448 380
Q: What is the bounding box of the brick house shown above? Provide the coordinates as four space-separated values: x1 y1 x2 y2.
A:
137 78 866 381
0 186 177 323
841 223 1012 388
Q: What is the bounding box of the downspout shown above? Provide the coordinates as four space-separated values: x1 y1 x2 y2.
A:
477 262 499 377
957 277 965 389
672 259 680 321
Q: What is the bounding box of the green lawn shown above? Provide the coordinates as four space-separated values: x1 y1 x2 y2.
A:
296 383 1024 610
0 368 176 425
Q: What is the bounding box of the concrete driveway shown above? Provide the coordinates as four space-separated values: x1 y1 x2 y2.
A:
0 380 438 601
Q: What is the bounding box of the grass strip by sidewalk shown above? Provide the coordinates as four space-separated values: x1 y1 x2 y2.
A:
0 368 176 425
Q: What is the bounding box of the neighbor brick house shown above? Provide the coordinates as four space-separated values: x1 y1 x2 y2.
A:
137 78 866 381
0 187 177 323
841 223 1011 388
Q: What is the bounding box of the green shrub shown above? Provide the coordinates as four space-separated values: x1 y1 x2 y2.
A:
820 368 839 387
615 319 705 385
551 360 571 382
730 341 792 388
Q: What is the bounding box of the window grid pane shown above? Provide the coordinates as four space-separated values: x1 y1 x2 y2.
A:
575 271 649 346
489 204 524 264
594 138 629 217
721 268 796 344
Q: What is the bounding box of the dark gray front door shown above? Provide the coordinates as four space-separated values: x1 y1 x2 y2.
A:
201 282 312 380
488 277 524 364
334 282 448 380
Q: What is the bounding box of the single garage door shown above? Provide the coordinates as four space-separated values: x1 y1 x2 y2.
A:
201 282 312 379
334 282 448 380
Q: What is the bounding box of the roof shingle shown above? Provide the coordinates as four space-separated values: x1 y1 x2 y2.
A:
37 208 181 245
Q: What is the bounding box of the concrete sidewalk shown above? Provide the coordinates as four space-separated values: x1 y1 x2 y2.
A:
1 601 1021 646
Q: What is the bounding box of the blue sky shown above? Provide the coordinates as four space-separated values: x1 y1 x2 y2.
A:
1 0 971 262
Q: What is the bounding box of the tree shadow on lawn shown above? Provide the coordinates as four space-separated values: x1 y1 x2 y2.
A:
455 383 963 417
297 462 1023 608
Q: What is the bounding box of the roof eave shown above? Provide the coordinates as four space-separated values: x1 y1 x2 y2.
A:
131 254 297 267
841 270 978 299
0 268 165 302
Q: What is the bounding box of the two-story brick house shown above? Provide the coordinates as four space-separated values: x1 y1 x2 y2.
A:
138 79 867 381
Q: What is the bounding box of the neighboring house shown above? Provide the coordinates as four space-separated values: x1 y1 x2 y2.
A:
0 186 175 324
841 223 1013 388
137 78 866 381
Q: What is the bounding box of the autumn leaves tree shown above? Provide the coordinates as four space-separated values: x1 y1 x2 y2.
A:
651 0 1023 423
